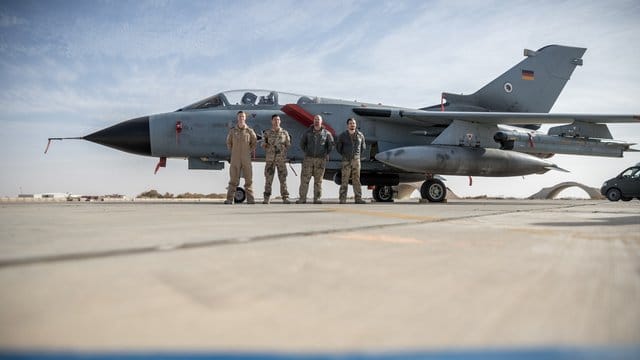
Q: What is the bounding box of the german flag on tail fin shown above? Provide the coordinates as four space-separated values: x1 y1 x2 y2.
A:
522 69 535 80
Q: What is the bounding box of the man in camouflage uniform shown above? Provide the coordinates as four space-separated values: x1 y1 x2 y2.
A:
336 117 366 204
297 115 334 204
262 114 291 204
225 111 257 204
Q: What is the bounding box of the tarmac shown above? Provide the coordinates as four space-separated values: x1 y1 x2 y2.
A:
0 199 639 353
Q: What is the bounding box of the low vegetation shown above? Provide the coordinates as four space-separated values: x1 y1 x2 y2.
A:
137 189 225 199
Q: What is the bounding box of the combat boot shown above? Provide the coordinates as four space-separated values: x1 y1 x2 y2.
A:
263 196 270 204
313 199 323 204
224 199 233 204
295 199 306 204
339 198 346 204
355 198 366 204
282 197 290 204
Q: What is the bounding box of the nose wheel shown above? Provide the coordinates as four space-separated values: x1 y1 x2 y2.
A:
234 187 246 203
420 179 446 202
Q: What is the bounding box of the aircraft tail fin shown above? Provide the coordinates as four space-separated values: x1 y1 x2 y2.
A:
442 45 586 113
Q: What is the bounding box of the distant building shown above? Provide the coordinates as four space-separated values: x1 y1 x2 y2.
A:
528 182 604 200
14 193 126 201
18 193 69 199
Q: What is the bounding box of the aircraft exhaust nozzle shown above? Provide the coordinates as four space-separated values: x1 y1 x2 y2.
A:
375 145 560 177
84 116 151 156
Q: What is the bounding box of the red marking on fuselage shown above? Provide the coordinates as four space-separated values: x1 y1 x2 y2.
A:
281 104 336 136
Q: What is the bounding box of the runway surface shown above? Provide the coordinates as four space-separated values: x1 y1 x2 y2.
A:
0 199 639 354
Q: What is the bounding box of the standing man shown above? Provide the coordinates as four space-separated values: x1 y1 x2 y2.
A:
262 114 291 204
225 111 257 204
336 117 366 204
297 115 334 204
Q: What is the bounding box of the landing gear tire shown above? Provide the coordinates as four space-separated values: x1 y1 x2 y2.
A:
372 185 394 202
332 171 342 186
234 187 246 203
420 179 446 202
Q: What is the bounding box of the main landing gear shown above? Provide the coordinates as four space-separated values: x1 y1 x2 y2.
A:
420 178 447 202
372 178 447 203
372 185 394 202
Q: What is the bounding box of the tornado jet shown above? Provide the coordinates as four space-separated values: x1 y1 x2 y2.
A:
48 44 639 202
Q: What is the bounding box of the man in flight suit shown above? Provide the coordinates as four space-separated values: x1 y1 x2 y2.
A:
336 117 366 204
262 114 291 204
297 115 334 204
225 111 257 204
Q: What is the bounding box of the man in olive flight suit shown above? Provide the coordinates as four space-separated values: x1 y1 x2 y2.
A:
336 117 366 204
297 115 334 204
225 111 257 204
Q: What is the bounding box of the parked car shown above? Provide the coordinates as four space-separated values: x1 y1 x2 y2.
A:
600 165 640 201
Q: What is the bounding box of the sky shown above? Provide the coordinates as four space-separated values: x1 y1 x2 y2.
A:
1 0 639 199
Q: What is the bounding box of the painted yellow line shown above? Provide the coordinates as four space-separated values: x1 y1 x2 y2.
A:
334 233 423 244
327 207 441 221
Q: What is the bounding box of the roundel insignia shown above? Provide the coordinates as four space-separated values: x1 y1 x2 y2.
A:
504 82 513 93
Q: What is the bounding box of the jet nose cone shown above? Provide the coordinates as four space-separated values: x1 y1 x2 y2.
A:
84 116 151 156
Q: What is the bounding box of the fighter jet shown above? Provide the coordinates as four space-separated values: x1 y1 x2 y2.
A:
48 44 639 202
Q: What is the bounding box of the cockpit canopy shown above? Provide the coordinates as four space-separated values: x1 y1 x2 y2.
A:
178 90 318 111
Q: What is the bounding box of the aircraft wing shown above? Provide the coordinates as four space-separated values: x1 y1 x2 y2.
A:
354 107 640 142
353 106 639 128
397 110 640 125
